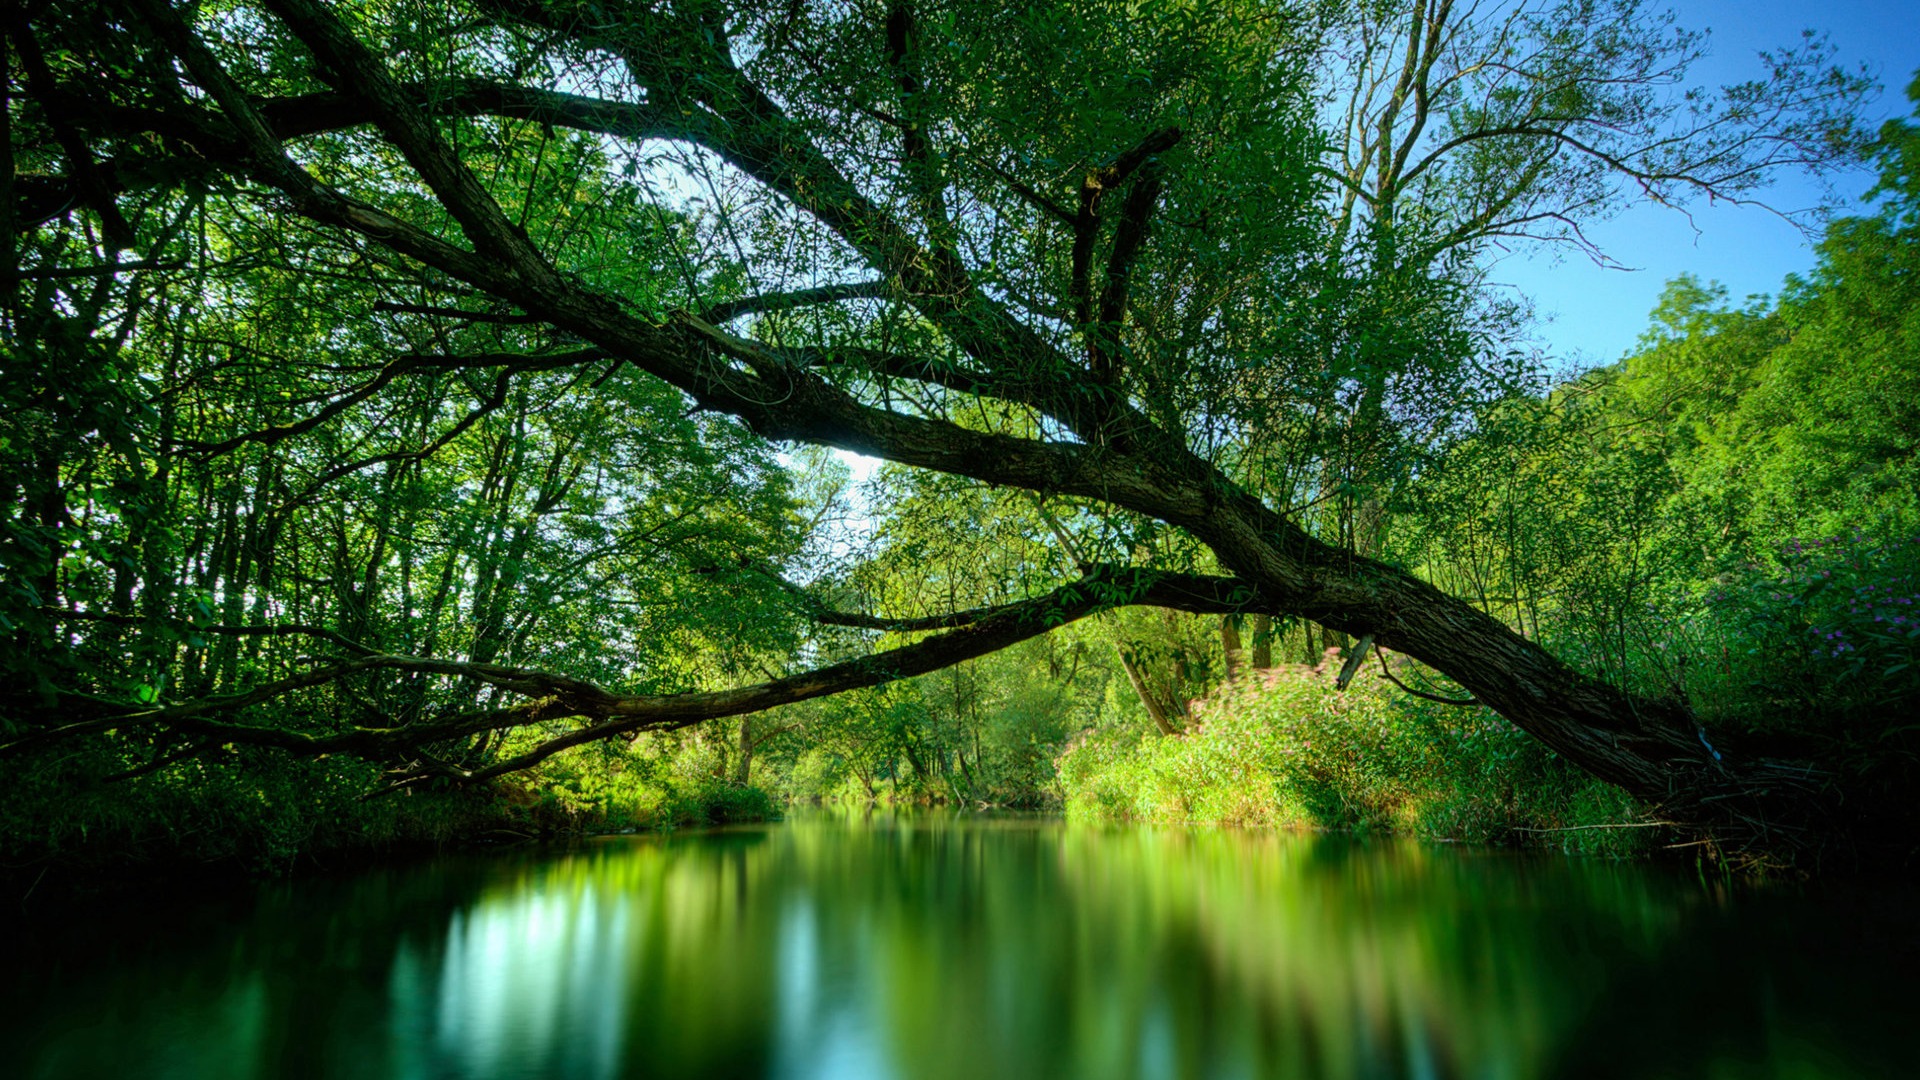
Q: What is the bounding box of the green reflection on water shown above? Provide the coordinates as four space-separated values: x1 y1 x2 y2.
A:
5 813 1912 1079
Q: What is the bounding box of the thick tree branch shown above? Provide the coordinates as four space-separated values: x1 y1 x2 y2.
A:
884 1 963 275
753 561 1263 632
8 566 1266 787
1089 161 1166 383
259 0 555 269
6 15 134 248
380 564 1266 787
1072 126 1181 332
125 0 509 288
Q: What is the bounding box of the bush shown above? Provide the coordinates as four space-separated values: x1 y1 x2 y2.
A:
2 724 783 891
509 732 779 831
1058 653 1656 856
1674 533 1920 730
0 742 512 883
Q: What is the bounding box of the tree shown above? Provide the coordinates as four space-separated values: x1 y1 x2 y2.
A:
0 0 1878 848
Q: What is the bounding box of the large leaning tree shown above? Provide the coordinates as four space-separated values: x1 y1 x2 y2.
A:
0 0 1876 842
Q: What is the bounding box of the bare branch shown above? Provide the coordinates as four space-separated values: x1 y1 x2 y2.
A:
179 350 589 458
1376 648 1479 707
2 258 183 281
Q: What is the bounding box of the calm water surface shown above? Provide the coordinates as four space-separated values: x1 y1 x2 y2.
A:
4 812 1914 1079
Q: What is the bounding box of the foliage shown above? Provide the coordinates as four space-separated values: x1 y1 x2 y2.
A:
1668 534 1920 730
1058 658 1650 856
499 731 779 830
0 748 503 880
0 0 1902 874
1061 78 1920 858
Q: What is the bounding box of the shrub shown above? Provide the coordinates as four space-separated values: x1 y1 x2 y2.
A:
1058 653 1656 856
1674 533 1920 730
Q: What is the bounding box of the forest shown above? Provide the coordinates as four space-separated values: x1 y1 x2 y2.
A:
3 0 1917 883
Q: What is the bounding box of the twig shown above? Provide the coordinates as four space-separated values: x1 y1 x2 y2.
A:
1376 648 1478 706
21 865 50 907
4 258 184 280
1512 820 1681 833
371 299 544 323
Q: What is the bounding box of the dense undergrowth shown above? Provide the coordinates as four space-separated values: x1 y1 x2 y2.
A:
1059 532 1920 860
0 731 777 893
1057 656 1650 856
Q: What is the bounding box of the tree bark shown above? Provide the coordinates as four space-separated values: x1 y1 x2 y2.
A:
1222 616 1245 680
1116 642 1182 737
733 716 753 785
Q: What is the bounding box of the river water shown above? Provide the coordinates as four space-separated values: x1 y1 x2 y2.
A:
4 812 1913 1079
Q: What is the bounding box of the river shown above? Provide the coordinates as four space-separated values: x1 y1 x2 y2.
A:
4 812 1913 1078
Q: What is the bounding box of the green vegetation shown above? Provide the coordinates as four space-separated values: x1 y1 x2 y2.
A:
1057 662 1646 856
1058 94 1920 854
0 0 1912 882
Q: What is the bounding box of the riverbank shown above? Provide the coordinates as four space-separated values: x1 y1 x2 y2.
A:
0 758 780 909
1057 662 1665 856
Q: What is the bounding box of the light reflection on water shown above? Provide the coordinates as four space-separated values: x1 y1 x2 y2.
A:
5 812 1914 1079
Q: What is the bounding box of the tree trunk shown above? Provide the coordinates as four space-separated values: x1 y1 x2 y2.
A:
733 715 752 785
1221 615 1245 680
1116 642 1181 736
1250 614 1273 669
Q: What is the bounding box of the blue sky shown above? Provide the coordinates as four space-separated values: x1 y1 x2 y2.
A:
1503 0 1920 368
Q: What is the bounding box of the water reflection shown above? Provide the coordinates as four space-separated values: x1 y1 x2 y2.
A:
5 813 1914 1079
